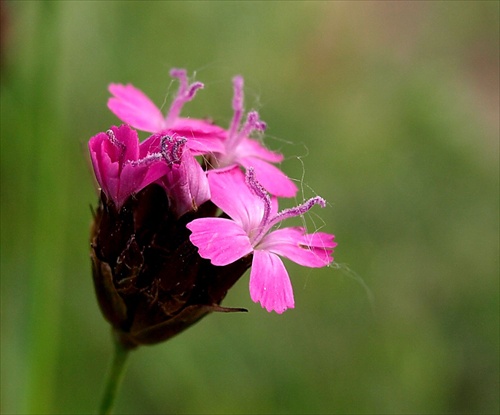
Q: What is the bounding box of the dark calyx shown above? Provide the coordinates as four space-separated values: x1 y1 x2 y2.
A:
90 183 252 349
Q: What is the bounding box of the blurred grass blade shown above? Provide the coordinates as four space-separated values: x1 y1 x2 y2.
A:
23 2 70 413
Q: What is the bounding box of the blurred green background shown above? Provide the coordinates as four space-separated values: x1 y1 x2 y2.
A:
1 1 498 414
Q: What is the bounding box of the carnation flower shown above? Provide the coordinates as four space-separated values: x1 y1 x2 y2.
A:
186 166 336 313
108 70 298 198
88 124 166 210
108 68 225 155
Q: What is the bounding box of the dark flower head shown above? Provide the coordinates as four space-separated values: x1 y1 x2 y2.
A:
91 185 251 349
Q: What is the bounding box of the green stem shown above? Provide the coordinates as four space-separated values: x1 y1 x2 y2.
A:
99 335 131 414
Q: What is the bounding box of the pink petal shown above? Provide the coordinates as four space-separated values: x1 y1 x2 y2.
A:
249 250 294 314
111 124 140 162
169 118 226 154
259 227 336 268
237 138 284 163
160 149 211 217
239 156 298 198
138 132 162 157
88 132 107 188
89 133 120 204
207 167 264 232
187 218 253 266
99 148 120 203
108 83 166 132
118 162 167 208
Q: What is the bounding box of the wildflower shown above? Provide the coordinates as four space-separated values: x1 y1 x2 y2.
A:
209 76 298 198
109 70 297 198
108 68 225 154
88 124 166 210
186 166 336 314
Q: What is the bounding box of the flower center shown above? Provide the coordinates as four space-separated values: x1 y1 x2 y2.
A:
161 134 187 166
245 168 326 245
245 168 272 244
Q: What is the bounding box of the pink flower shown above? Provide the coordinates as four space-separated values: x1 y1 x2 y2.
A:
210 76 298 198
88 125 167 209
186 166 336 313
109 70 298 198
108 68 225 155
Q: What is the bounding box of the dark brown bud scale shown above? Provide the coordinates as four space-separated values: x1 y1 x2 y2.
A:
90 184 252 349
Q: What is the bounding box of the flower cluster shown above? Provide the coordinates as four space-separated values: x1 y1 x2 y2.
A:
89 69 336 347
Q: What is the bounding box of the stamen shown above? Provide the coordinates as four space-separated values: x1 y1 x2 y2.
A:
224 77 267 159
238 111 267 139
105 129 127 177
161 135 187 166
126 153 163 167
106 129 126 153
225 110 266 158
186 81 204 100
245 168 272 241
228 75 244 139
268 196 326 229
165 69 205 125
169 68 188 91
